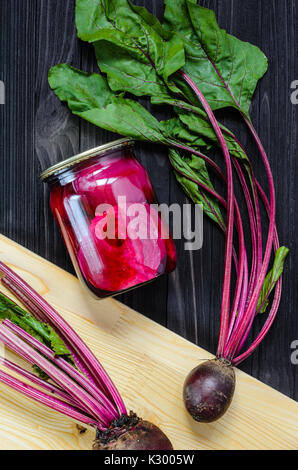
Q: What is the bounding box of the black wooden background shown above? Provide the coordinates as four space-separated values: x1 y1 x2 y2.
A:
0 0 297 401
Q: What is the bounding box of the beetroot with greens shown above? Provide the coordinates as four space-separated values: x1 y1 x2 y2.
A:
48 0 289 423
0 262 173 450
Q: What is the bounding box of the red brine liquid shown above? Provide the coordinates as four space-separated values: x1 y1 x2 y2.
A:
48 143 176 299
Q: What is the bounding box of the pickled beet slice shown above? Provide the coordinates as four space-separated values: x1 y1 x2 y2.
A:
73 155 154 209
77 204 169 292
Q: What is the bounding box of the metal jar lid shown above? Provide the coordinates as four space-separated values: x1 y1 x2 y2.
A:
40 137 135 181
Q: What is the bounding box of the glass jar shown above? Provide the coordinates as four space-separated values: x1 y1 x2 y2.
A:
41 138 176 299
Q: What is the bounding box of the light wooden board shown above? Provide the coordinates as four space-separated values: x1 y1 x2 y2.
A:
0 234 297 450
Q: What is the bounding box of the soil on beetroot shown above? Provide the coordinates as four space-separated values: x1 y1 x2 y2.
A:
93 413 173 450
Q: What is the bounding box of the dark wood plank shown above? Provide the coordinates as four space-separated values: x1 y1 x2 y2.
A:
0 0 297 402
0 1 40 253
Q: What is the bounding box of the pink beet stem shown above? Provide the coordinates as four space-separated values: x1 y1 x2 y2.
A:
0 368 98 426
232 182 281 361
1 276 99 388
0 355 83 409
0 323 111 426
170 135 281 363
178 71 235 358
225 119 276 358
0 262 127 416
170 76 281 362
3 319 117 421
226 160 258 342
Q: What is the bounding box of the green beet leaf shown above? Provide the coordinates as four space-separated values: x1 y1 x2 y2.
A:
161 117 212 151
169 148 224 227
49 64 168 143
257 247 289 314
176 109 249 165
75 0 185 97
164 0 268 117
0 292 73 363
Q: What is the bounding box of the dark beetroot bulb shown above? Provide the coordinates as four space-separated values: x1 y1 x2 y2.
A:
93 413 173 450
183 358 235 423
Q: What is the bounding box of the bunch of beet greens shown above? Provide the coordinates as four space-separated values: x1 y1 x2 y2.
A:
0 262 173 449
0 0 289 432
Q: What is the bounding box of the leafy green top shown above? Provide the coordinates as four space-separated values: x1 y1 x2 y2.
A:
0 292 73 361
164 0 268 116
257 247 289 314
76 0 185 97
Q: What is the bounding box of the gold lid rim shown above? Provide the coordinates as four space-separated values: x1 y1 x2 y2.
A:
40 137 135 181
